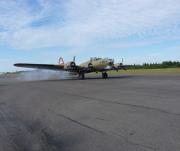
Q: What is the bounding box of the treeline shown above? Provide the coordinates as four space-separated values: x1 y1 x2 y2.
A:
128 61 180 69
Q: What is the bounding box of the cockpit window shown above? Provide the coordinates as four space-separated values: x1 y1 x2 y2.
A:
91 57 102 61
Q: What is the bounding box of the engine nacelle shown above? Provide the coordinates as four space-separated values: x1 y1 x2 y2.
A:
114 63 127 70
114 63 123 67
88 63 93 68
64 61 76 68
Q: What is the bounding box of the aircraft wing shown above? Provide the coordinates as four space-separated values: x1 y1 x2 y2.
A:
14 63 65 70
115 65 128 70
102 65 128 71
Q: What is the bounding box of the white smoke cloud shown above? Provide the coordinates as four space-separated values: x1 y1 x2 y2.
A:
16 70 71 81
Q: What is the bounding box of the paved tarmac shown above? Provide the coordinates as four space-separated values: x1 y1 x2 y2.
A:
0 74 180 151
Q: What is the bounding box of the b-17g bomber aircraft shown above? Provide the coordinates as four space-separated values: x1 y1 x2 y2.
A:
14 57 127 79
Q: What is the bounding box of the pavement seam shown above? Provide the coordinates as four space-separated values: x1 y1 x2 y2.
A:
48 109 156 151
111 132 156 151
32 85 180 117
68 94 180 117
48 109 105 134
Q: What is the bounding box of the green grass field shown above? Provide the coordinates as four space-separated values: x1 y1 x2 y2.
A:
108 68 180 75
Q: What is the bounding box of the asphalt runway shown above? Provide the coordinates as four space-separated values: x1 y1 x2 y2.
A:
0 74 180 151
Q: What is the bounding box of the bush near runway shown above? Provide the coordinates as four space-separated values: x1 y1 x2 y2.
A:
109 68 180 75
128 61 180 69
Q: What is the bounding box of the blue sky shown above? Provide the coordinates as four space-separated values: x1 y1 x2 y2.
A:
0 0 180 72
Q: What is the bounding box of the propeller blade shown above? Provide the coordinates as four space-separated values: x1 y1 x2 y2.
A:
73 56 76 62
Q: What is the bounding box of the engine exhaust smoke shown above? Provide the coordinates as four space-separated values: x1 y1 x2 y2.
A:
16 70 71 81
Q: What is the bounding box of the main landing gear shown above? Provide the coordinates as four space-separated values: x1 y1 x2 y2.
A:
79 73 85 80
102 72 108 79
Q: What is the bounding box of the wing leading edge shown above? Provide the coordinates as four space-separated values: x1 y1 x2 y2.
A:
14 63 65 70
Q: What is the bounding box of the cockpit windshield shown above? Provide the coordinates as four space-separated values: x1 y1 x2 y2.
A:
90 57 102 61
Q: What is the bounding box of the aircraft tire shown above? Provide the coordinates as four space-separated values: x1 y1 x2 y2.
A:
102 72 108 79
79 73 85 80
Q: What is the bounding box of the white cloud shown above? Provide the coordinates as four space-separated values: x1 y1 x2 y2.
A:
0 0 180 50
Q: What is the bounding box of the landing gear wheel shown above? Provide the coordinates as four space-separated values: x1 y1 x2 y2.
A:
102 72 108 79
79 73 85 80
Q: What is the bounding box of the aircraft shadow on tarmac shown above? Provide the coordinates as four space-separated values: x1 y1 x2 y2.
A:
41 75 136 82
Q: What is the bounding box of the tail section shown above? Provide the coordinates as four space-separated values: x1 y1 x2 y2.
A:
59 57 64 65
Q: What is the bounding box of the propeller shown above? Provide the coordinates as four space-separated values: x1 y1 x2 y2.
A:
108 59 114 66
73 56 76 62
119 58 123 66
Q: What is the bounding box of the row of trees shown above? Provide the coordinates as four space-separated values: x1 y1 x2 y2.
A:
128 61 180 69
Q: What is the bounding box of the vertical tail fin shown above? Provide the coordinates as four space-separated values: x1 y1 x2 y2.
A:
59 57 64 65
